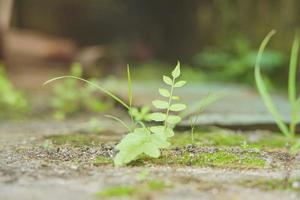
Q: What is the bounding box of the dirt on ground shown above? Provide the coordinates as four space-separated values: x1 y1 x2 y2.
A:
1 118 300 200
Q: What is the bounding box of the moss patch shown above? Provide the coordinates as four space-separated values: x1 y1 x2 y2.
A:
96 180 171 198
240 178 300 192
44 131 293 169
171 132 246 147
93 155 113 165
96 186 135 198
43 133 120 147
138 149 266 169
171 131 297 150
93 148 266 169
44 134 101 146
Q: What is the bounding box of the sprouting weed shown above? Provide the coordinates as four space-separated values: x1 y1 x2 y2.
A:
189 116 199 145
45 62 187 166
255 30 300 153
114 62 187 166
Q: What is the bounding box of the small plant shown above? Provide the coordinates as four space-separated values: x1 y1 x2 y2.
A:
0 64 28 118
114 62 186 166
50 62 112 119
255 30 300 152
45 62 186 166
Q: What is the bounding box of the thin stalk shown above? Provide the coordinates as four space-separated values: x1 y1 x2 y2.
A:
127 64 134 124
105 115 132 132
164 77 175 129
44 76 130 110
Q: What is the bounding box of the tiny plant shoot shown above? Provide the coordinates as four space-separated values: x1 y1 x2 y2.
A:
45 62 186 166
255 30 300 152
114 62 186 166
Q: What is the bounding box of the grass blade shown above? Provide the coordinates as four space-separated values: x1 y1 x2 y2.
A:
44 76 129 110
288 35 299 135
255 30 290 137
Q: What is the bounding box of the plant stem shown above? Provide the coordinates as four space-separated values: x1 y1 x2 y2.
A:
44 76 130 110
164 77 175 129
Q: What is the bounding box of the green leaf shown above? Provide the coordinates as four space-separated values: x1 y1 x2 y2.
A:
150 126 174 138
163 76 173 85
152 100 169 109
114 128 148 166
114 128 169 166
149 112 166 121
166 115 181 124
174 80 186 88
159 88 170 97
170 103 186 112
172 61 180 78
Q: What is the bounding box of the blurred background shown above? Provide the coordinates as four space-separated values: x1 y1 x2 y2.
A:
1 0 300 84
0 0 299 119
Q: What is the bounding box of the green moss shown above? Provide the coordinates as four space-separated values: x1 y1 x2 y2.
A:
171 132 246 147
171 131 298 150
134 149 266 169
96 186 135 197
44 134 101 146
147 180 171 191
93 156 113 165
241 178 300 192
96 180 170 198
92 148 265 169
247 135 294 149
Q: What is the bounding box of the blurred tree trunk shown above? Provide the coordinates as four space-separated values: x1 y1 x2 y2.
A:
0 0 13 61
